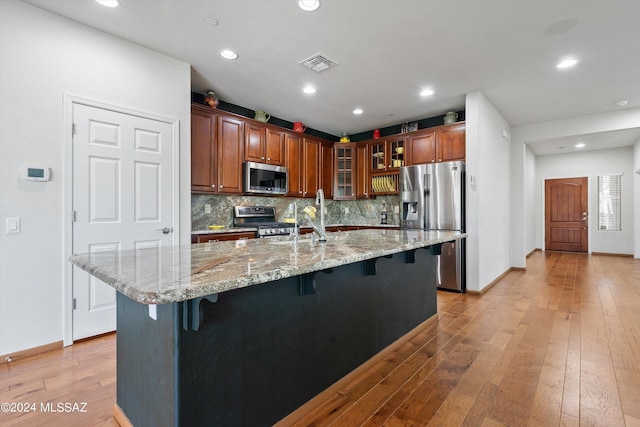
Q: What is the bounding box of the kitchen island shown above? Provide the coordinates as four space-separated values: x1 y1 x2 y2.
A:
70 229 465 427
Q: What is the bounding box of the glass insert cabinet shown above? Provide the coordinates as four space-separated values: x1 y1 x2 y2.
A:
334 145 355 199
370 138 405 172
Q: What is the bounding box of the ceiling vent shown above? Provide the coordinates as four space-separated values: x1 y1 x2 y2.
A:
299 52 338 73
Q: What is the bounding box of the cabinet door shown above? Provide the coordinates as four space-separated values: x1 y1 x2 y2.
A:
244 122 266 163
334 145 355 200
285 133 302 197
437 123 466 162
387 138 405 170
321 141 334 199
265 128 285 165
191 107 216 192
370 141 386 172
408 131 436 165
355 143 369 199
216 116 244 193
302 138 320 198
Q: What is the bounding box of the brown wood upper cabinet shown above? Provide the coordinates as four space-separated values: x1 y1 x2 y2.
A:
369 137 406 172
191 105 243 194
216 115 244 193
285 132 303 197
321 141 334 199
355 143 369 199
333 143 370 200
284 136 321 199
191 105 216 192
244 123 285 166
436 122 465 162
406 122 466 165
333 144 356 200
302 137 320 198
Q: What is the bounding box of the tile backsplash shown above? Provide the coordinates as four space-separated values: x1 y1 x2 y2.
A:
192 194 399 231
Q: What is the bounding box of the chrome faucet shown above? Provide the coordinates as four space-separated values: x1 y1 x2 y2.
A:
305 188 327 242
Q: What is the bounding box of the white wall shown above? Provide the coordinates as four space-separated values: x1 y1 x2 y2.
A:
535 147 635 255
0 1 191 355
509 132 538 267
524 145 537 254
465 91 511 292
634 140 640 258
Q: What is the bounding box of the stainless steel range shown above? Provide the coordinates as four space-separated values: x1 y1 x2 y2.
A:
233 206 297 238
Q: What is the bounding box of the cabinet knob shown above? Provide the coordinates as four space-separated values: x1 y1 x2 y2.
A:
267 158 271 161
220 185 223 189
438 159 442 162
211 184 216 188
261 156 265 160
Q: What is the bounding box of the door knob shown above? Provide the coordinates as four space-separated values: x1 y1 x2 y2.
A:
157 227 173 234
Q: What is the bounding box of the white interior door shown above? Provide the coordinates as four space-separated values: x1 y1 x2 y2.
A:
72 103 174 340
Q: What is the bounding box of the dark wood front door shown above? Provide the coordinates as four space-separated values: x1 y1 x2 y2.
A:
545 177 588 252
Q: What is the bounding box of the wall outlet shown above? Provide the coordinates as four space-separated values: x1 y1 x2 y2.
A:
344 207 349 214
394 205 399 213
6 217 20 234
204 203 211 214
148 304 157 320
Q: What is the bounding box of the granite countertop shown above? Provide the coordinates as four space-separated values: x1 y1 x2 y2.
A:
70 229 466 305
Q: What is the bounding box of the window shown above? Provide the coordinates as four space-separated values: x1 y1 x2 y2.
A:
598 174 622 231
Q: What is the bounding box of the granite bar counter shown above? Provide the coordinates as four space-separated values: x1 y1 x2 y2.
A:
69 229 465 427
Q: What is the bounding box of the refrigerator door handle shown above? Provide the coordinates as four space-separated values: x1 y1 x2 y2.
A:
424 173 430 195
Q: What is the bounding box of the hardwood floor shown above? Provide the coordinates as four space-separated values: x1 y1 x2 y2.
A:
0 334 117 427
1 251 638 426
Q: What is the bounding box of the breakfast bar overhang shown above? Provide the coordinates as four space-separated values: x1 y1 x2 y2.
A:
70 229 466 427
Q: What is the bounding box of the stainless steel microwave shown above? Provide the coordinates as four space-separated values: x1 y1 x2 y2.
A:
243 161 288 196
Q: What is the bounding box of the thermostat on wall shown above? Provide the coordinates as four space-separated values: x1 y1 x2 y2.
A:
24 166 51 181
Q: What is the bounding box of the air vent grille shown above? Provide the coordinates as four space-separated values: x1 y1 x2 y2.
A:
299 53 338 73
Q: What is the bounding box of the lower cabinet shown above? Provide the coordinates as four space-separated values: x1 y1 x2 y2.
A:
191 232 256 244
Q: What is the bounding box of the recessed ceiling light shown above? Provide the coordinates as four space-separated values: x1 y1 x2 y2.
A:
616 99 630 107
96 0 119 7
575 142 586 148
298 0 320 12
420 89 434 97
557 58 578 69
220 49 238 60
353 108 363 115
303 85 316 94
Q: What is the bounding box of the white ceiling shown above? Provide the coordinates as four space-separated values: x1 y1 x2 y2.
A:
527 127 640 156
22 0 640 151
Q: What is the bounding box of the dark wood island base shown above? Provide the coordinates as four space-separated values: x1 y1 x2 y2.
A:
115 247 439 427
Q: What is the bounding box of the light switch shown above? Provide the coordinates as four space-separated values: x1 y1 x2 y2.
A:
6 217 20 234
204 203 212 214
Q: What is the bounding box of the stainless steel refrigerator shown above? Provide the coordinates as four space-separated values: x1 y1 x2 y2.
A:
400 161 465 292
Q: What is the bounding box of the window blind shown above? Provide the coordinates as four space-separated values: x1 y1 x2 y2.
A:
598 174 622 231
